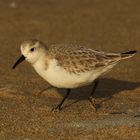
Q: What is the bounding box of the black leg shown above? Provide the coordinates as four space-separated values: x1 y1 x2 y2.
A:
88 80 99 111
52 89 71 111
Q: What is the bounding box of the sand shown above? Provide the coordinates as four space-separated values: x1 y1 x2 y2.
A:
0 0 140 139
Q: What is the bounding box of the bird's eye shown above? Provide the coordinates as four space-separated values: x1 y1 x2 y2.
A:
30 48 34 52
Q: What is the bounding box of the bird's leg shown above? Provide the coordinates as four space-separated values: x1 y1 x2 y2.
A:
52 89 71 111
88 79 99 111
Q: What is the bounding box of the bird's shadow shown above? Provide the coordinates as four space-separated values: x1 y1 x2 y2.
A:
39 78 140 109
58 78 140 99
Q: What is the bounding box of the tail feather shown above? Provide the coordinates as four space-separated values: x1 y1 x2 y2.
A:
121 50 137 59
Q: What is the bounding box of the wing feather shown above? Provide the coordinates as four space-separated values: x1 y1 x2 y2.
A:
48 44 121 74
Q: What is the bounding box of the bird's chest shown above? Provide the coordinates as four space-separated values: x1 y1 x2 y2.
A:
33 59 73 88
33 59 93 88
44 60 80 88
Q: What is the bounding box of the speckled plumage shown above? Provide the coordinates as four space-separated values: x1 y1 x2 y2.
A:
46 44 121 75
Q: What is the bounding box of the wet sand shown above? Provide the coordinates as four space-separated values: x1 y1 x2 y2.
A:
0 0 140 139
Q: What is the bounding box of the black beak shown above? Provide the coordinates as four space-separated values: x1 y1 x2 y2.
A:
12 55 25 69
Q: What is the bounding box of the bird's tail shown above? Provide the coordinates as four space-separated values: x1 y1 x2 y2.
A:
121 50 137 59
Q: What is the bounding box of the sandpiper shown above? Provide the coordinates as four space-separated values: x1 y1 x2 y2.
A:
12 39 137 111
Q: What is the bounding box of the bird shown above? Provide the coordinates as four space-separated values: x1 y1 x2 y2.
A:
12 39 137 111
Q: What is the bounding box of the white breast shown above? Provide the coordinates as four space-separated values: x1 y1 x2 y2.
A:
33 59 114 88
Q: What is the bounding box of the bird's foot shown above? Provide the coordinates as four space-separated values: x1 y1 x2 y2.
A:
51 104 62 112
88 96 97 112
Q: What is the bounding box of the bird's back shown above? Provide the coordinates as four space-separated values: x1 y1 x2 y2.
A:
47 44 122 75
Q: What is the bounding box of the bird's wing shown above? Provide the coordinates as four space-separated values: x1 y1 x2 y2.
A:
49 44 121 74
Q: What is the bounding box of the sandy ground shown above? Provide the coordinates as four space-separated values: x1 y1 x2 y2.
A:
0 0 140 139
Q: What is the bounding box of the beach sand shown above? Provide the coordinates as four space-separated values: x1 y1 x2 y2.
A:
0 0 140 139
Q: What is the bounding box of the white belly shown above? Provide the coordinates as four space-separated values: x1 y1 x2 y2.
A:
33 59 114 88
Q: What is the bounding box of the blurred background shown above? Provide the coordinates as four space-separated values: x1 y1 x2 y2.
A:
0 0 139 139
